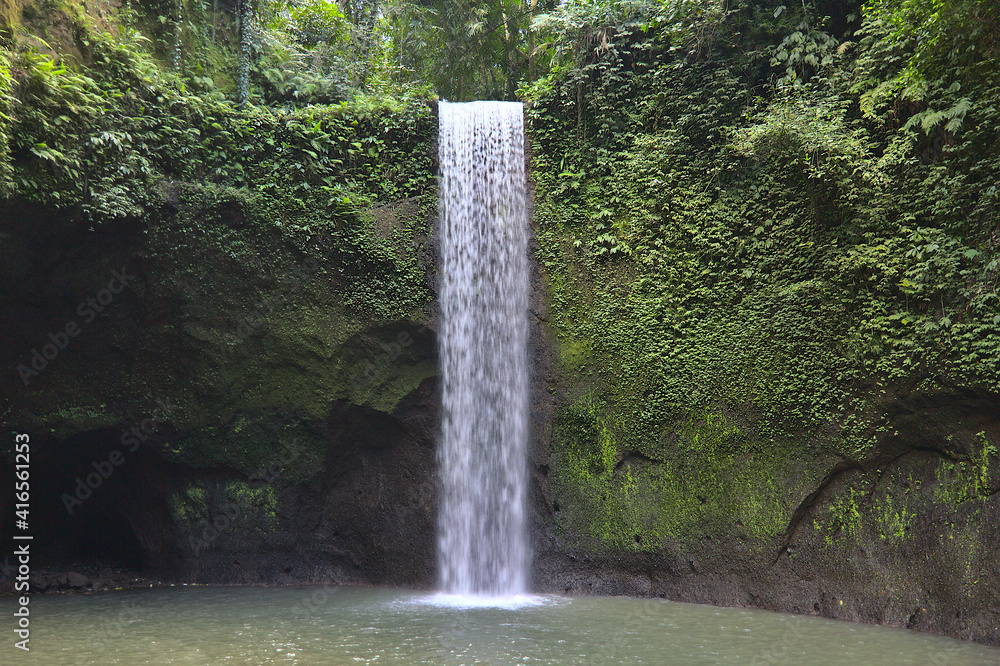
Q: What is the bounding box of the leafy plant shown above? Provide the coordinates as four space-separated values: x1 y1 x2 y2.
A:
767 3 840 88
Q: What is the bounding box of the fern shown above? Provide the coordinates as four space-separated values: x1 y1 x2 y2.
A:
906 97 972 135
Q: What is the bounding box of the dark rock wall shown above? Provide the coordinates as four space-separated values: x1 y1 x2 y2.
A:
1 190 442 588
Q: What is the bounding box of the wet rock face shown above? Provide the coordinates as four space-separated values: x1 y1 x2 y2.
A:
530 493 1000 646
518 164 1000 645
526 385 1000 647
10 378 442 589
166 377 442 588
25 571 89 593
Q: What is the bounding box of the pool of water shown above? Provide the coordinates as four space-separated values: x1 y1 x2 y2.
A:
5 586 998 665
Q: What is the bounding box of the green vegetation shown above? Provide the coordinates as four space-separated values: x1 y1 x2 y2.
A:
526 0 999 547
1 26 436 220
933 431 997 505
0 1 439 321
0 1 439 462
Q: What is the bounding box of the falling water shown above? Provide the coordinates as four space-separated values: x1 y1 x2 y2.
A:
237 0 253 105
437 101 530 597
172 0 183 72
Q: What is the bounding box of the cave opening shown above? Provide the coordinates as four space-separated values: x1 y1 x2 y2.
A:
10 428 172 573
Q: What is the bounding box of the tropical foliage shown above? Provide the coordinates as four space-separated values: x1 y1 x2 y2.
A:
522 0 1000 545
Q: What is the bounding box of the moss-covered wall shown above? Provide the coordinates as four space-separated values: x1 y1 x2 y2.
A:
525 0 999 643
527 0 999 551
0 0 22 32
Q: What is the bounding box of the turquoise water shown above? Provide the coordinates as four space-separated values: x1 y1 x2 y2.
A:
5 586 998 665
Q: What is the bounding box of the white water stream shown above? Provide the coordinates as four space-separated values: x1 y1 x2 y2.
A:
437 101 530 597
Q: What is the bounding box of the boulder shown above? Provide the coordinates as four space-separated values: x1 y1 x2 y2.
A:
66 572 90 589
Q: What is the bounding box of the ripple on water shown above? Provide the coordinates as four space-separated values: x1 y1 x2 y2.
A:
405 592 562 610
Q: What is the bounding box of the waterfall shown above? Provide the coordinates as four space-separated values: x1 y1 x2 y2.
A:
172 0 183 72
437 101 530 597
237 0 253 105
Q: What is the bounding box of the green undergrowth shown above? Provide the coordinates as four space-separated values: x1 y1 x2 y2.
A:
0 14 438 355
2 28 437 220
528 0 1000 549
2 5 437 446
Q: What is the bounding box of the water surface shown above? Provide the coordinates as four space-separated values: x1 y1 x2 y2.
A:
6 586 998 665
